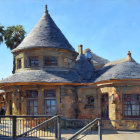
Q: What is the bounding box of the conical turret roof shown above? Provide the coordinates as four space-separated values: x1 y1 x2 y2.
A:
12 6 75 53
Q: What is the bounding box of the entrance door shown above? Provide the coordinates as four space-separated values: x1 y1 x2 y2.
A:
101 94 109 119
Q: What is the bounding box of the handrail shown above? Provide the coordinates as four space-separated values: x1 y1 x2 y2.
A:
68 118 102 140
16 115 60 138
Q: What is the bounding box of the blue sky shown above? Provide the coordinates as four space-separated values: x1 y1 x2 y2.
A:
0 0 140 80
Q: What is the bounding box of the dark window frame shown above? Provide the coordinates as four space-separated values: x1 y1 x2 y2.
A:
28 56 39 67
44 89 56 115
44 56 57 66
17 58 22 69
123 94 140 118
26 90 38 115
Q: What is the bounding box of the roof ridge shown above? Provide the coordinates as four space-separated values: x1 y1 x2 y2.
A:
105 51 136 66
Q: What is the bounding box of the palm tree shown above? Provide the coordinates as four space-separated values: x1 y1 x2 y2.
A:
4 25 26 50
4 25 26 73
0 25 5 44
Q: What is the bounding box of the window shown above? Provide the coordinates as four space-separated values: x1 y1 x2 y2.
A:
29 56 39 67
17 59 22 69
26 90 38 115
64 58 73 68
44 90 56 115
123 94 140 118
44 56 57 66
85 96 94 108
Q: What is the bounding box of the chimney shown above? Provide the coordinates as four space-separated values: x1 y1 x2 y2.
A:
78 45 83 54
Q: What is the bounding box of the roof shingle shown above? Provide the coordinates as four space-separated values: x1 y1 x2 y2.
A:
12 9 75 53
0 70 81 84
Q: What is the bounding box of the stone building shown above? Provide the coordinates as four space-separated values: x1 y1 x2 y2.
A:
0 6 140 130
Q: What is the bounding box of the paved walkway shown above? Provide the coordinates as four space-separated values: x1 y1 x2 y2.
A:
62 130 140 140
1 130 140 140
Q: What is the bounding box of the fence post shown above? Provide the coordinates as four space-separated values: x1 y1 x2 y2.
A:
55 117 58 139
98 119 102 140
57 116 61 140
12 116 17 139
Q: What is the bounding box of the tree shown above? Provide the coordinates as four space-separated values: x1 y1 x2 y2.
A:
4 25 26 73
0 25 5 44
4 25 26 50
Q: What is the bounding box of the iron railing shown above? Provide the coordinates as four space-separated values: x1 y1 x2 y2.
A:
0 116 13 137
68 118 102 140
0 115 61 139
16 115 61 139
0 115 102 140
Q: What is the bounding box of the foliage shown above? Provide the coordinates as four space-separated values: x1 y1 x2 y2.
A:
0 24 26 74
0 25 5 44
4 25 26 50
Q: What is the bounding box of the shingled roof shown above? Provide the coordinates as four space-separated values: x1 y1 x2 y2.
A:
76 54 94 81
84 49 109 65
12 5 75 53
0 70 81 84
94 51 140 82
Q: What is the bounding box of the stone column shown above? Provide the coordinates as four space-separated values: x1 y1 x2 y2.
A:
61 86 77 118
38 88 44 115
56 86 61 114
5 92 12 115
21 89 26 115
12 90 17 115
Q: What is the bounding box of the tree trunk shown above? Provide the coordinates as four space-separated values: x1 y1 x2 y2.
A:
12 56 15 74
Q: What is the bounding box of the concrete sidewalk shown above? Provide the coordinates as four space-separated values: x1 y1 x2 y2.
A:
1 130 140 140
61 130 140 140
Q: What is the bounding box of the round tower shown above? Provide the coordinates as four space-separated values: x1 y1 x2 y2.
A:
0 6 80 117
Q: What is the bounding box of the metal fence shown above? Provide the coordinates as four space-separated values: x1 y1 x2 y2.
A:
0 115 58 139
0 115 102 140
0 116 12 137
